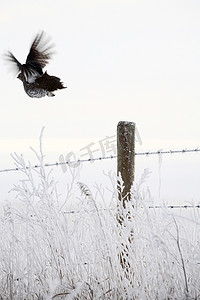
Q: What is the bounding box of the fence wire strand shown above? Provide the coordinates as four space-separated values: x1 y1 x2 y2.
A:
37 205 200 216
0 147 199 174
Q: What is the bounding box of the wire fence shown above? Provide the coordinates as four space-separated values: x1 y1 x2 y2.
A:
0 147 199 212
0 147 199 174
62 205 200 215
25 205 200 219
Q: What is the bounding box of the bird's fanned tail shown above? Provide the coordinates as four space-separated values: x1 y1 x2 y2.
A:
36 71 66 92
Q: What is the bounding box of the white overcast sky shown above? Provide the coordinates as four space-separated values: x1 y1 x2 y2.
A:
1 0 200 203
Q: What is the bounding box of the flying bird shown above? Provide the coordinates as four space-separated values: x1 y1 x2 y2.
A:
5 31 66 98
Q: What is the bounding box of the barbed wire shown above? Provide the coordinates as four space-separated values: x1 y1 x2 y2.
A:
0 155 117 174
25 205 200 218
149 205 200 209
0 147 199 174
47 205 200 216
64 204 200 214
135 148 200 156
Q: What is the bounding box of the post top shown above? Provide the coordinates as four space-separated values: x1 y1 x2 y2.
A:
117 121 136 127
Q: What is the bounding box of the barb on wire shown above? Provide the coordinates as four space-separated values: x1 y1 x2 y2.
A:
0 148 199 174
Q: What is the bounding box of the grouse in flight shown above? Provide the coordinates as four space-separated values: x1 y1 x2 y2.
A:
5 31 66 98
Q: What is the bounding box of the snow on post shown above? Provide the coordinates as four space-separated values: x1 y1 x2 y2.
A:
117 121 135 209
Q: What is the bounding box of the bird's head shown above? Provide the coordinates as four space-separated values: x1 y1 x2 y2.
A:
17 73 23 81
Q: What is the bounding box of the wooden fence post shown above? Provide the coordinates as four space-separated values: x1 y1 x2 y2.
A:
117 121 135 210
117 121 135 274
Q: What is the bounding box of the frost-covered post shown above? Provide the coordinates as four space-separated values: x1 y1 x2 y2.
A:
117 121 135 209
117 121 135 273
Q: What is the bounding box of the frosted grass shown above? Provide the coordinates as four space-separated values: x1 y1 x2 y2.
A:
0 135 200 299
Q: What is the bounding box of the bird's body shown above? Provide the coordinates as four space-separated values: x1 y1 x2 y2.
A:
5 31 66 98
18 71 65 98
23 83 47 98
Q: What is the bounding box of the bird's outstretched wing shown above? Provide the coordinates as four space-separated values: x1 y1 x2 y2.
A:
5 50 39 81
5 31 55 83
4 51 22 74
26 31 55 75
